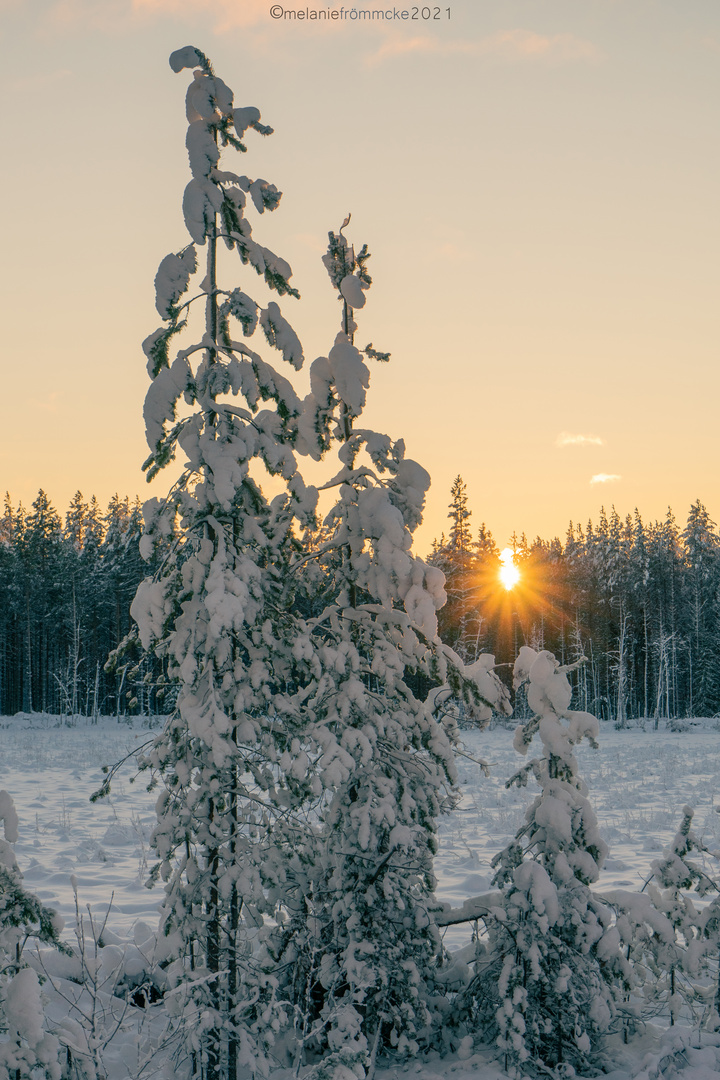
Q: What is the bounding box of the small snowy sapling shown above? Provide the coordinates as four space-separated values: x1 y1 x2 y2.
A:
610 805 720 1030
462 648 623 1075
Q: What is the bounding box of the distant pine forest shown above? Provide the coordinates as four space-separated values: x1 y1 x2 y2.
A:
1 482 719 722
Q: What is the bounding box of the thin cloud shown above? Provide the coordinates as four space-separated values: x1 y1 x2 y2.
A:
367 28 602 67
556 432 604 448
590 473 622 486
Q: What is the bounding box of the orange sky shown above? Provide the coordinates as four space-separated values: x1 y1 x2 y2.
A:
2 0 719 554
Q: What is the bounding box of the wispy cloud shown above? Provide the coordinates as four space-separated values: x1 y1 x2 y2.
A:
590 473 622 485
556 432 604 448
367 28 602 67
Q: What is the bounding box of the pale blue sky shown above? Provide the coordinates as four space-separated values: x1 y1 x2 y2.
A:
2 0 719 550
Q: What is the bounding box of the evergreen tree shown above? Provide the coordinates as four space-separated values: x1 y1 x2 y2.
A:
64 491 88 552
475 522 498 560
651 509 686 721
609 805 720 1032
17 491 64 713
682 500 720 715
101 496 153 715
429 477 481 662
276 226 509 1078
645 806 718 1025
60 492 91 718
131 46 318 1080
447 476 472 558
0 497 20 715
0 791 67 1079
464 647 622 1074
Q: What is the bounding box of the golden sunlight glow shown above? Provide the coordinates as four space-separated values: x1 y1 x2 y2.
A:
499 547 520 591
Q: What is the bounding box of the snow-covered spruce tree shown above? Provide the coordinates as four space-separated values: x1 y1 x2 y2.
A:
131 47 320 1080
274 224 510 1078
462 647 624 1075
0 791 67 1080
433 477 483 663
646 806 718 1025
611 805 720 1030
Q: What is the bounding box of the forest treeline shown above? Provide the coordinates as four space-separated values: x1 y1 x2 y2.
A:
1 481 718 721
430 478 720 723
0 490 164 717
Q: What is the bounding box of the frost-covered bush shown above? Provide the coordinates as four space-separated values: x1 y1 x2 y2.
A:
0 790 65 1079
460 648 624 1075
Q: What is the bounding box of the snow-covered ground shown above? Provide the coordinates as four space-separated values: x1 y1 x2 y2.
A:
3 712 720 1079
439 718 720 942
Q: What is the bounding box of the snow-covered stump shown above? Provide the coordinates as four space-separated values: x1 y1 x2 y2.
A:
459 647 626 1075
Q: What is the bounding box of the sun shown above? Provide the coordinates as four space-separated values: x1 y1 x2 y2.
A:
499 547 520 591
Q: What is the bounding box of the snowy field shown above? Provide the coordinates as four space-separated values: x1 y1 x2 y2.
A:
3 712 720 1079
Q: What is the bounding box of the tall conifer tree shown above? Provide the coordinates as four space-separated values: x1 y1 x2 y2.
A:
131 47 318 1079
276 227 509 1078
